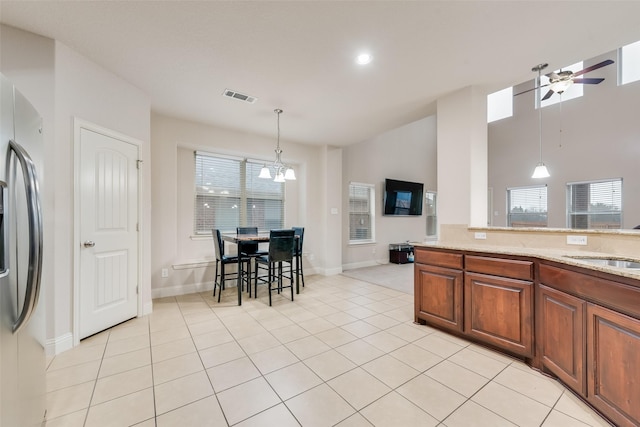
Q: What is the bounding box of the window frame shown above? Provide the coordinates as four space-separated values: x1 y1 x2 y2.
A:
506 184 548 228
425 191 437 239
348 182 376 244
193 151 285 235
619 39 640 86
566 178 623 230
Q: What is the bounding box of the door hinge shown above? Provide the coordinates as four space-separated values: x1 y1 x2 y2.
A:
136 223 139 232
136 285 139 295
136 160 143 169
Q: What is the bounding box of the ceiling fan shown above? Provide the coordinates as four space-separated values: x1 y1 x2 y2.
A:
515 59 614 101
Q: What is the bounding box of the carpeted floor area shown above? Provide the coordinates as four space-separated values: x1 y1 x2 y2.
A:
342 262 414 294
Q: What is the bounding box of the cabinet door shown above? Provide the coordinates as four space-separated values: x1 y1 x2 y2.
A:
464 272 533 357
587 303 640 427
538 285 585 394
414 264 463 332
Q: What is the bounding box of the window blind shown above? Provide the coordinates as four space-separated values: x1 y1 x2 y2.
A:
245 161 284 230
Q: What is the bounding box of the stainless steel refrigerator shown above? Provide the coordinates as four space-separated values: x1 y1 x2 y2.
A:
0 73 46 426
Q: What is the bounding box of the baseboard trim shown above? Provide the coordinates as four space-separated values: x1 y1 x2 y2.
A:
152 281 214 299
45 332 74 357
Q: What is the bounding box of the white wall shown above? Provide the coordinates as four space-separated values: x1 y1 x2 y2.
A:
489 52 640 229
149 113 327 297
1 24 151 354
437 86 488 229
342 116 437 269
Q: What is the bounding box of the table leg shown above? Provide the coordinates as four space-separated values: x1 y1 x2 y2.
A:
237 242 243 306
295 252 300 294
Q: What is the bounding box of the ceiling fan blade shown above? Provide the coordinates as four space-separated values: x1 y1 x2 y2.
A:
541 89 554 101
513 83 550 97
572 59 614 77
572 77 605 85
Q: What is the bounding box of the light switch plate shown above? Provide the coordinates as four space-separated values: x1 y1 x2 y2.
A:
474 232 487 240
567 235 588 245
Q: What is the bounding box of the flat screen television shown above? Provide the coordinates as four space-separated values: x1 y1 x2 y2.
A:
383 178 424 216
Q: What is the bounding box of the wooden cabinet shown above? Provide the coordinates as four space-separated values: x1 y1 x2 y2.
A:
537 285 585 394
464 272 533 357
414 249 463 332
587 303 640 427
415 263 463 332
414 247 640 427
464 255 534 357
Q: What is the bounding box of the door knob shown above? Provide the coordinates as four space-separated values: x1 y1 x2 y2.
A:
83 241 95 248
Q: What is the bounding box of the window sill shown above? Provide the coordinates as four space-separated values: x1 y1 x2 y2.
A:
348 240 376 246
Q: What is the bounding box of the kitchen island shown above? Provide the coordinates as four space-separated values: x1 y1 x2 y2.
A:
414 243 640 427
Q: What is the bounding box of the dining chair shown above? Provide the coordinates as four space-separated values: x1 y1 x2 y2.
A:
212 229 249 303
254 229 296 306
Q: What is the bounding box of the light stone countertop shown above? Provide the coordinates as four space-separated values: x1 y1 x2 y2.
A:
412 241 640 281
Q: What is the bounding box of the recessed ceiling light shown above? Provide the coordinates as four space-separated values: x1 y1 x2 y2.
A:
356 53 373 65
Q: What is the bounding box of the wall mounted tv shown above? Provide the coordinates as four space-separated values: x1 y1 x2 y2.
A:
383 178 424 216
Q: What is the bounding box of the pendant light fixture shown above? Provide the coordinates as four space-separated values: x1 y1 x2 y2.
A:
531 63 550 179
259 109 296 182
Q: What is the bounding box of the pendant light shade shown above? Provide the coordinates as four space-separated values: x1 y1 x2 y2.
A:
531 163 550 179
258 166 271 179
259 109 296 182
284 167 296 180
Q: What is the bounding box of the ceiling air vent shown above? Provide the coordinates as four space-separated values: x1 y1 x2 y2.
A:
223 89 257 104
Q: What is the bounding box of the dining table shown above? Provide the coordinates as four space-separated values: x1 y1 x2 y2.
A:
221 232 300 306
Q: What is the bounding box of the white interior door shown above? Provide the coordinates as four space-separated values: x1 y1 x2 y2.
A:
79 127 139 339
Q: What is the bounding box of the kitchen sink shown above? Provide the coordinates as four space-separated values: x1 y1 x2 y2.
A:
565 256 640 269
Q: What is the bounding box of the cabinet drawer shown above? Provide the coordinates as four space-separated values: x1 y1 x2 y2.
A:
540 263 640 319
466 255 533 281
414 249 463 269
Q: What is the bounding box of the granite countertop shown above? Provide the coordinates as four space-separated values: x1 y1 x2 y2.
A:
413 242 640 280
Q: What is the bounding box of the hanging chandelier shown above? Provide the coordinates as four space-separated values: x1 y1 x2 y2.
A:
531 63 550 179
259 109 296 182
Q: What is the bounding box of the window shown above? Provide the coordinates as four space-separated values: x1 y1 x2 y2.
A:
425 191 437 238
540 61 583 108
507 185 548 227
349 182 375 243
487 87 513 123
194 152 284 234
620 39 640 85
567 179 622 229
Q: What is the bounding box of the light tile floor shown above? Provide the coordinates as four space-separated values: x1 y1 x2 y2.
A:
44 272 612 426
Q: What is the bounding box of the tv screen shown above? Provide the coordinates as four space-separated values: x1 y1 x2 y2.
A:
383 179 424 216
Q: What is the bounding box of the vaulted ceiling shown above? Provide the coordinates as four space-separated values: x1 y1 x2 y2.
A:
2 1 640 146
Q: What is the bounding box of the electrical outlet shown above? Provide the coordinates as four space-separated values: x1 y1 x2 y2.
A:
474 232 487 240
161 268 168 278
567 235 588 245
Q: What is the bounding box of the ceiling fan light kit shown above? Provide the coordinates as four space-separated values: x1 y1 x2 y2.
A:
515 59 614 101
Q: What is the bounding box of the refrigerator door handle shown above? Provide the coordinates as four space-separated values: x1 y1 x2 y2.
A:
8 139 43 334
0 180 7 278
